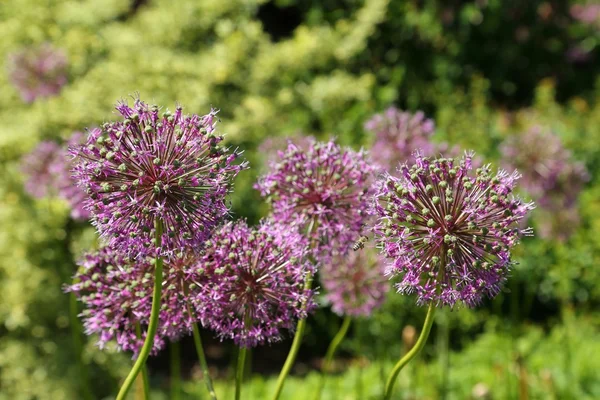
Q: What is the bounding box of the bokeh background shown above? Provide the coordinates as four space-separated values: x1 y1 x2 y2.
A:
1 0 599 399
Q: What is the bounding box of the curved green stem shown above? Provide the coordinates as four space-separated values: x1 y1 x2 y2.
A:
271 273 313 400
272 218 318 400
235 346 248 400
170 341 181 400
314 316 352 400
383 303 436 400
69 289 93 400
134 323 150 399
190 320 218 400
116 219 164 400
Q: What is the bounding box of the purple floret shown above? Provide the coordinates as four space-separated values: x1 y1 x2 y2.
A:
21 141 63 198
500 126 588 240
7 43 68 103
321 248 389 317
373 153 534 308
365 107 435 169
67 248 201 355
71 98 247 257
21 133 92 221
187 220 315 348
255 139 378 259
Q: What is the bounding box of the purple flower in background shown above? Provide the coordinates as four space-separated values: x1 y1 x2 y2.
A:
187 220 315 348
373 153 534 307
51 132 91 220
21 141 62 198
257 135 313 168
500 126 588 233
21 133 91 221
365 107 435 170
71 98 247 257
7 43 68 103
255 139 377 257
571 4 600 28
321 248 389 317
67 248 167 355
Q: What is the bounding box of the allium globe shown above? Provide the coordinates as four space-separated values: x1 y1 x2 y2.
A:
321 248 389 317
22 133 91 220
187 220 315 348
373 153 534 307
67 248 201 355
365 107 435 169
71 98 247 256
500 126 588 209
7 43 68 103
67 248 166 355
21 141 62 198
500 127 588 241
255 139 377 257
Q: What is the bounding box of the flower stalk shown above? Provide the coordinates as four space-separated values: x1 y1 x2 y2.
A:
384 302 436 400
235 346 247 400
116 219 164 400
170 341 181 400
189 318 217 400
314 316 352 400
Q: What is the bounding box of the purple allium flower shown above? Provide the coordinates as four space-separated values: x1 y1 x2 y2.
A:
158 251 203 341
373 153 534 307
21 134 91 221
571 4 600 28
67 248 200 355
500 127 588 210
7 43 68 103
21 141 62 198
50 132 91 220
187 220 315 348
257 135 313 168
67 248 167 355
364 107 435 170
321 248 389 317
71 98 247 257
255 139 378 257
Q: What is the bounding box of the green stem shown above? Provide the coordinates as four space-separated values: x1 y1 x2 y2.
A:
383 303 436 400
69 289 93 400
437 310 449 400
116 219 164 400
235 346 248 400
190 320 218 400
171 341 181 400
134 323 151 399
314 316 352 400
271 274 314 400
272 218 318 400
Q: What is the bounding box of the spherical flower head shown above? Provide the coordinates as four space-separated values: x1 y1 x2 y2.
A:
21 141 62 198
66 248 166 356
570 4 600 29
321 248 389 317
500 126 588 209
257 135 313 169
66 248 200 355
158 251 201 341
373 153 534 307
365 107 435 170
48 132 91 220
187 220 315 348
71 98 247 257
255 139 378 257
7 43 68 103
21 134 91 221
